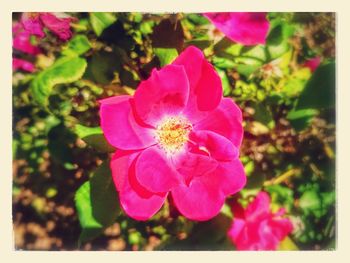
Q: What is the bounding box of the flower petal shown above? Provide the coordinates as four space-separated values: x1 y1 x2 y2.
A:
134 65 189 126
21 13 45 38
245 192 271 221
189 130 239 162
110 151 167 221
171 175 225 221
195 98 243 147
99 95 156 150
172 46 222 119
204 12 270 46
40 13 74 41
135 146 181 193
13 26 41 55
172 148 218 185
214 160 247 196
13 58 35 73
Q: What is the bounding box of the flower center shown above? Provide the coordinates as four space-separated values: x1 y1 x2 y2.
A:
155 116 192 155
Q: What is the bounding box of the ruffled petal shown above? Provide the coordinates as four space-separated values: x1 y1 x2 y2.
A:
245 192 271 222
40 13 74 41
13 27 41 55
21 13 45 38
171 175 225 221
134 65 189 126
135 146 181 193
99 95 156 150
189 130 239 162
172 46 222 120
110 151 167 221
203 12 270 46
195 98 243 147
172 148 218 185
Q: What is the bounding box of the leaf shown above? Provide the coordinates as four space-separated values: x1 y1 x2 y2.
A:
154 48 178 67
251 102 275 129
30 56 87 107
62 35 91 56
75 162 120 244
287 108 319 131
295 62 336 110
89 12 117 37
215 67 231 96
299 190 321 213
75 124 115 153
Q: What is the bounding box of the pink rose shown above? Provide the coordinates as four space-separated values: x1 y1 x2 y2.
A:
13 22 41 55
303 57 321 72
21 12 75 41
228 192 294 250
99 46 246 221
203 12 270 46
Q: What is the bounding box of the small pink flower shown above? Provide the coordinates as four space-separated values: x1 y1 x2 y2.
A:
228 192 294 250
12 23 41 55
303 57 321 72
13 58 35 73
99 46 246 221
203 12 270 46
21 12 75 41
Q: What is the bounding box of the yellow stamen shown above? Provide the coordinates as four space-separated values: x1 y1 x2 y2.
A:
155 116 192 155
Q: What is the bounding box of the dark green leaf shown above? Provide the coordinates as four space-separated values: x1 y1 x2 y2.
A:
30 56 87 107
75 162 120 244
287 108 319 131
75 124 115 153
296 62 336 110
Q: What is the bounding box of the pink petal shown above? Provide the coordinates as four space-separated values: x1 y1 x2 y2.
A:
135 146 181 193
303 57 321 72
99 95 156 150
134 65 190 126
172 46 222 120
171 174 226 221
13 28 41 55
40 13 74 41
21 13 45 38
195 98 243 147
214 159 247 196
245 192 271 220
110 151 167 221
13 58 35 73
227 218 246 243
268 217 294 241
203 12 270 46
172 148 218 185
189 130 239 162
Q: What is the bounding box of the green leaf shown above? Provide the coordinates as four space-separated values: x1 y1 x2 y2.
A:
215 67 231 96
62 35 91 56
299 190 321 213
75 162 120 244
296 62 336 110
154 48 178 67
75 124 115 153
251 102 275 129
89 12 117 36
30 56 87 107
287 108 319 131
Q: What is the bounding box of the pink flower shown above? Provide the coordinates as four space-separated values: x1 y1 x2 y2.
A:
13 23 41 55
21 12 75 41
203 12 270 46
228 192 294 250
13 58 35 73
99 46 246 221
303 57 321 72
